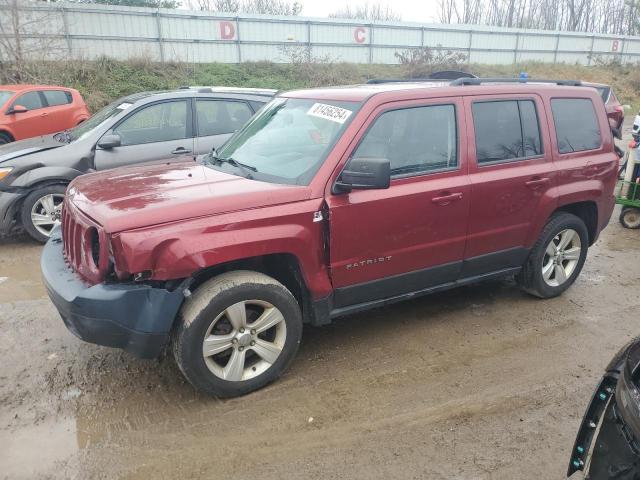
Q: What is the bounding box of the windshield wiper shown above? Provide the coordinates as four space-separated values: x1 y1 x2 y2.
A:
209 153 257 179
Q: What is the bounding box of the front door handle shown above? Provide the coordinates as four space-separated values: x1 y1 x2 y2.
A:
40 112 48 117
525 177 550 188
171 147 192 154
431 192 463 205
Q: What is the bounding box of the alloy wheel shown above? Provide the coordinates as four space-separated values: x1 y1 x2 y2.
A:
30 194 65 237
541 228 582 287
202 300 287 382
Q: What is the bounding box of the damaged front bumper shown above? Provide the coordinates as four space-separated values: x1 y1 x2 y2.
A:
41 228 189 358
568 338 640 478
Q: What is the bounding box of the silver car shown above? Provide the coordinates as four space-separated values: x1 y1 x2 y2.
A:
0 87 276 242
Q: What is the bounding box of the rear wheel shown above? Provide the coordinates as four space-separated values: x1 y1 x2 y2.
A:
620 207 640 229
20 184 67 243
172 271 303 397
517 213 589 298
0 132 12 145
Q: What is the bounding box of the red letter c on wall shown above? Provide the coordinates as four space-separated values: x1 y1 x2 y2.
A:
354 27 366 44
220 21 236 40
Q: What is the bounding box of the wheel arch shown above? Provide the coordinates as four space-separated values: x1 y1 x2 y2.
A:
552 201 598 245
0 129 15 142
189 253 315 324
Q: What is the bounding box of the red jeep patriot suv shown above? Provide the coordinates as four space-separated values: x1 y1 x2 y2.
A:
41 78 618 397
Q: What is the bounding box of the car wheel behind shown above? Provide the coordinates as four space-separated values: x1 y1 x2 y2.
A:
20 184 67 243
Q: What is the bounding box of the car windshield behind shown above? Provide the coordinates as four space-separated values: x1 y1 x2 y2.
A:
212 97 360 185
0 91 14 107
67 98 137 142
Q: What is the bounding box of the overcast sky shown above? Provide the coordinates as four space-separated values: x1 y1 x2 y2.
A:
301 1 440 22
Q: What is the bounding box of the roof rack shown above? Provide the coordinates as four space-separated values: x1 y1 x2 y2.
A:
367 70 477 84
450 77 582 87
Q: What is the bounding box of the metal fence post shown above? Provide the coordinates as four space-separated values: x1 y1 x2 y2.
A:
587 35 595 65
421 26 425 47
155 9 165 63
513 31 519 64
60 5 73 57
553 33 560 63
468 30 473 63
369 23 374 64
235 16 242 63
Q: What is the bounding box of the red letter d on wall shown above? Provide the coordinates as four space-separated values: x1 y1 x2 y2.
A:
220 21 236 40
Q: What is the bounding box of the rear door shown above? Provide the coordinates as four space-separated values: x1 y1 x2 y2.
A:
193 99 255 154
462 94 557 277
326 97 470 308
94 99 194 170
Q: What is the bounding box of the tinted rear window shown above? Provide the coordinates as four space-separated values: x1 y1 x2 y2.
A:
43 90 72 106
472 100 542 164
551 98 601 154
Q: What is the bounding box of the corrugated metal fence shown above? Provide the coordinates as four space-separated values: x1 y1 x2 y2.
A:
3 2 640 65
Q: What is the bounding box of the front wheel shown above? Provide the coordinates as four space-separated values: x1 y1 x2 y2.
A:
172 271 303 397
517 213 589 299
20 184 67 243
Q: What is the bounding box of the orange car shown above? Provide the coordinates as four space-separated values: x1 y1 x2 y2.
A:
0 85 90 144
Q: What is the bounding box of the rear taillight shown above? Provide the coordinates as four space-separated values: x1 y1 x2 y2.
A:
615 105 624 113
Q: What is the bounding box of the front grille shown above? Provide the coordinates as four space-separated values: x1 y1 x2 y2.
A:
61 198 108 284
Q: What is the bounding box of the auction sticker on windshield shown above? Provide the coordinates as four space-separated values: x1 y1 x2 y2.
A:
307 103 352 124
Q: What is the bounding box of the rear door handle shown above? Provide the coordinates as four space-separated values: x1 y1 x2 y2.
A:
40 112 48 117
525 177 550 188
431 192 463 205
171 147 192 154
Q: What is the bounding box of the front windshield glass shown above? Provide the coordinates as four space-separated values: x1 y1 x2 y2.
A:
67 98 135 141
212 97 360 185
0 91 14 107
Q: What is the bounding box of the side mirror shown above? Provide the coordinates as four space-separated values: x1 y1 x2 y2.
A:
97 134 121 150
8 105 28 114
333 157 391 194
612 126 622 140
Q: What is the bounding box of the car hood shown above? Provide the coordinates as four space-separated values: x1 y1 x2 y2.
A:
68 161 314 233
0 135 63 164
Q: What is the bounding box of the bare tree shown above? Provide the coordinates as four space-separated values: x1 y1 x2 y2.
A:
328 3 402 21
0 0 66 82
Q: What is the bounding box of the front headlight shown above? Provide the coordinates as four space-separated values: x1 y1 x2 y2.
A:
0 167 13 181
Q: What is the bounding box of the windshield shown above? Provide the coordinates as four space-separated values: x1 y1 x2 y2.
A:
0 90 14 107
212 97 360 185
67 98 135 142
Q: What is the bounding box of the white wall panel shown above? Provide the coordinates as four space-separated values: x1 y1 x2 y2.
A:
7 3 640 65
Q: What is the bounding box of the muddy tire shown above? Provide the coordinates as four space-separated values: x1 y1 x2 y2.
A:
517 213 589 299
20 184 67 243
620 207 640 229
172 271 302 398
0 132 12 145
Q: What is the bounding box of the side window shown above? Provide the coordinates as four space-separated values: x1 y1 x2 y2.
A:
249 100 266 112
114 100 188 146
472 100 542 164
196 100 253 137
13 91 43 110
43 90 72 107
551 98 601 154
353 104 458 177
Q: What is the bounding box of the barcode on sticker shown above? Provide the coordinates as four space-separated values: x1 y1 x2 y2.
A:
307 103 352 124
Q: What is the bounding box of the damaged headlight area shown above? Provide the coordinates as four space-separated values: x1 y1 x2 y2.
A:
0 166 13 182
568 339 640 478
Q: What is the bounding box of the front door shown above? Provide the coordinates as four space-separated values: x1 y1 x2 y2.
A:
94 99 194 170
6 91 49 139
326 98 470 308
461 94 557 277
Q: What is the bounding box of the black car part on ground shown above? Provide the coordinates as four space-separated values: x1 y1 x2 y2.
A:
568 337 640 478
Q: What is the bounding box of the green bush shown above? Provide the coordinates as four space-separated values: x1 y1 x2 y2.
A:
1 58 638 113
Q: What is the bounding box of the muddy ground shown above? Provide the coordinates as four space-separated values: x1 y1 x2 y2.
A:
0 211 638 480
